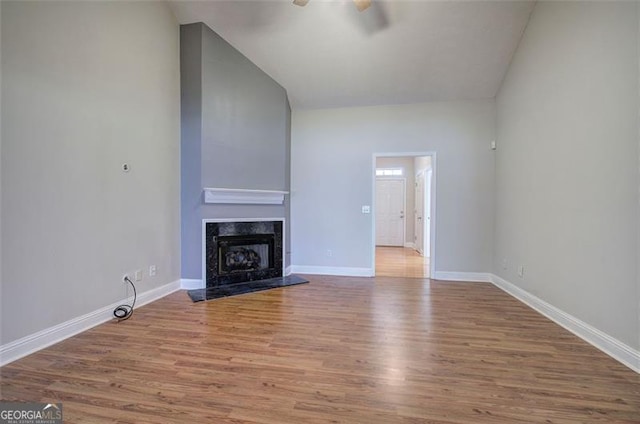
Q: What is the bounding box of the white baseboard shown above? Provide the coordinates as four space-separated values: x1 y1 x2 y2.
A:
180 278 204 290
490 274 640 374
0 279 181 367
404 242 416 249
290 265 374 277
434 271 492 282
285 266 292 276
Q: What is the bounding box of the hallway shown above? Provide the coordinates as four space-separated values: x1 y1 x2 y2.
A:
375 246 429 278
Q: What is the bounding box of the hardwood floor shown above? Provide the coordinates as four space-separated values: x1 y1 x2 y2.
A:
376 246 429 278
1 276 639 423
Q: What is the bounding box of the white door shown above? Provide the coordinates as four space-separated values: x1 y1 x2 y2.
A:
375 179 405 246
415 172 425 255
424 168 432 258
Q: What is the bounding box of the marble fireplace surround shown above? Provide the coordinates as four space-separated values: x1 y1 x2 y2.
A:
189 218 308 302
202 218 285 288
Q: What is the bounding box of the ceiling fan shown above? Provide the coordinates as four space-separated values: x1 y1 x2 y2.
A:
293 0 372 12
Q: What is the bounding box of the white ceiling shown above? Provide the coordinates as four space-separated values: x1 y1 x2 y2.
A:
168 0 535 110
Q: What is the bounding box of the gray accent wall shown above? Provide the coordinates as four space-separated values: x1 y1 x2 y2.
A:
494 2 639 349
180 23 291 280
1 1 180 345
180 23 204 280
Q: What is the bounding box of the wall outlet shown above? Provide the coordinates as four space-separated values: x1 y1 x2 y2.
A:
135 269 143 281
149 265 157 277
326 249 333 257
502 258 508 270
122 274 131 283
517 265 524 278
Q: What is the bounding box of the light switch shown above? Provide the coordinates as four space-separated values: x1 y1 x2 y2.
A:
362 205 371 214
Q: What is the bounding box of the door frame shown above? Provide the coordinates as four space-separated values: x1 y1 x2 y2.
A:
415 167 433 258
424 168 433 258
375 176 406 247
372 152 437 279
415 169 425 255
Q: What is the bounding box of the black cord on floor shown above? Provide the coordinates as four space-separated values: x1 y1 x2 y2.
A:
113 276 137 322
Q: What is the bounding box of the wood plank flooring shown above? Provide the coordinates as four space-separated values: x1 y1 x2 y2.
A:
2 276 639 423
376 246 429 278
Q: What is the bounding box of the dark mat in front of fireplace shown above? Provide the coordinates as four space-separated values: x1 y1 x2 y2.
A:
186 274 309 302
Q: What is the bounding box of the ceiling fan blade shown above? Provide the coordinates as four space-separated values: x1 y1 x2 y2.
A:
293 0 310 6
353 0 371 12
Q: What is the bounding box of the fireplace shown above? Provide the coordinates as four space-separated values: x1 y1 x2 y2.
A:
204 219 283 288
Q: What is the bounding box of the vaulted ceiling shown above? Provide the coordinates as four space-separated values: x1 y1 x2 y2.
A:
168 0 535 110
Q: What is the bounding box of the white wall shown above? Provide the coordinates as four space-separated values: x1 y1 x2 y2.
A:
1 1 180 345
494 2 639 349
375 156 415 246
0 1 3 333
291 101 495 274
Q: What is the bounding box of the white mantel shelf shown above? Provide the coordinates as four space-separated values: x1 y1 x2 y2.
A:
203 187 288 205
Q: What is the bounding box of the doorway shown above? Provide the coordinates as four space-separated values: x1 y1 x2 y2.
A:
373 154 435 279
